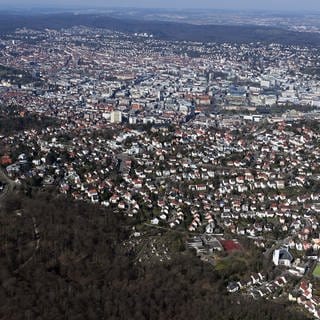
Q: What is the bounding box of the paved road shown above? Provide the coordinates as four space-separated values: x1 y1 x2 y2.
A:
14 215 40 274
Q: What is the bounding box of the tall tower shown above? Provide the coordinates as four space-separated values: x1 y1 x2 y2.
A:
110 111 122 124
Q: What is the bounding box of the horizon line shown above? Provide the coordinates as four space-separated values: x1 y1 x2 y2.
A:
0 6 320 15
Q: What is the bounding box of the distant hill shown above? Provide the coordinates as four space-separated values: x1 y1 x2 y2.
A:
0 13 320 45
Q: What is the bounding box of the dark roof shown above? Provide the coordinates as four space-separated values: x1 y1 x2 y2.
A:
279 248 293 261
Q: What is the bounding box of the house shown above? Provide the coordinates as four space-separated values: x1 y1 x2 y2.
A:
273 248 294 267
274 276 287 287
151 217 159 225
1 155 12 165
299 281 313 299
133 179 143 188
276 180 285 189
87 189 99 203
202 235 224 251
196 184 206 191
227 282 240 293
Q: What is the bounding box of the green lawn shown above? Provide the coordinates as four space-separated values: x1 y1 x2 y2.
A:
313 263 320 277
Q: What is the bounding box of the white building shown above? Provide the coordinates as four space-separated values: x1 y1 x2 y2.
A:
110 110 122 123
273 248 293 267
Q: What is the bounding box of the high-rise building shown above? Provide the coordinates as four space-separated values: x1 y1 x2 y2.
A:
110 110 122 123
129 116 137 124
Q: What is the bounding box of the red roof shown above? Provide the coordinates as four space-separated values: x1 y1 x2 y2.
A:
1 155 12 165
300 281 309 291
221 240 242 252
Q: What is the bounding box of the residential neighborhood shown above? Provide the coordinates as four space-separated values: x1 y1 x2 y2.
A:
1 25 320 319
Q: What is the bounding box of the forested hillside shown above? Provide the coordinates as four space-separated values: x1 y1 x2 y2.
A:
1 13 320 45
0 190 309 320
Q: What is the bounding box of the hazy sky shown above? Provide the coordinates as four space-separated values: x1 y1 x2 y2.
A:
2 0 320 12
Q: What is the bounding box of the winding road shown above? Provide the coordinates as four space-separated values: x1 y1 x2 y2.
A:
0 167 41 272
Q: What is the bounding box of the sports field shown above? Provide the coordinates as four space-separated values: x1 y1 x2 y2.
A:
312 263 320 277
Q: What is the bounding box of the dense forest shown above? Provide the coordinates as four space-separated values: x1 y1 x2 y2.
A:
0 65 39 86
1 13 320 45
0 190 309 320
0 105 59 135
0 114 57 135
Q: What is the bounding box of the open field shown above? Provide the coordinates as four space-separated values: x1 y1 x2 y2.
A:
313 263 320 278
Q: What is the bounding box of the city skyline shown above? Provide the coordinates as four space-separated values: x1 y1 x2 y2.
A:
1 2 320 318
